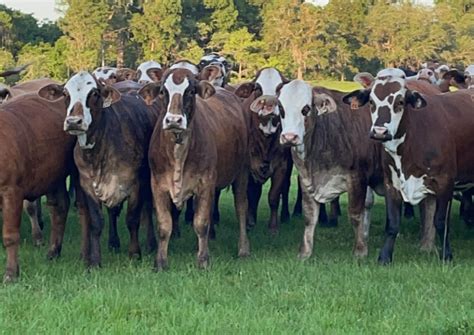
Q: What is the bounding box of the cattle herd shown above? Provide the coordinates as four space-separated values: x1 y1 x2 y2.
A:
0 54 473 283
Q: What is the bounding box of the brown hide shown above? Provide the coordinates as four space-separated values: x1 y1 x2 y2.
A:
406 80 441 95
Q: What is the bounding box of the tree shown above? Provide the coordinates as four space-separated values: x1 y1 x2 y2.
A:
0 48 15 83
58 0 110 71
130 0 182 64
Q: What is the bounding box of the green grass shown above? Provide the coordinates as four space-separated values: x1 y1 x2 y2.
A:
1 81 473 334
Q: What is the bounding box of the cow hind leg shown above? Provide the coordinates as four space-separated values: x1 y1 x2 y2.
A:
419 196 436 253
434 193 454 262
212 189 221 224
404 203 415 219
46 182 70 260
247 177 262 229
2 189 23 283
24 199 43 247
233 173 250 258
107 204 122 252
125 190 143 259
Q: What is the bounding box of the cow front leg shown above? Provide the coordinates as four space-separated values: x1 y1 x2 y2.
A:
141 198 157 253
153 187 173 271
268 167 287 234
2 189 23 283
24 199 43 246
84 194 104 268
193 188 213 269
247 177 262 229
46 181 70 260
298 189 320 260
233 173 250 257
75 184 91 261
378 187 402 264
348 184 368 258
434 191 454 261
293 176 303 217
107 204 122 252
419 196 436 252
280 160 292 223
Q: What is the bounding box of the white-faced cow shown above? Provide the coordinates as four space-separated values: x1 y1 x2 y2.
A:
39 72 158 267
136 60 163 84
343 68 474 263
169 60 199 75
139 68 251 270
278 79 384 260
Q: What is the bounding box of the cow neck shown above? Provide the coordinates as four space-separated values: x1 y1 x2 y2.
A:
76 108 107 166
250 116 280 162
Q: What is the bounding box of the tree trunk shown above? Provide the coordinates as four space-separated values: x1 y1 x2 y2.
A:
116 34 125 68
297 66 303 80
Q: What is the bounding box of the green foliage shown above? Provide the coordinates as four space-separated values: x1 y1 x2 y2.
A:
0 48 14 83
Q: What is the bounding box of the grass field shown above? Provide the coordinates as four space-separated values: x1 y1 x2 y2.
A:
1 81 474 334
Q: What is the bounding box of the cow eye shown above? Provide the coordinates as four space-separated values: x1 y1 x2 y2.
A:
302 105 311 116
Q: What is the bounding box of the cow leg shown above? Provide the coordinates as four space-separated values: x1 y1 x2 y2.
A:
75 186 91 261
193 188 213 269
45 181 70 260
141 199 157 253
24 199 43 246
434 192 454 261
461 190 474 227
153 191 173 271
233 173 250 258
378 187 402 264
293 177 303 217
298 189 320 260
328 197 340 227
84 194 104 267
107 204 122 252
2 189 23 283
348 184 368 258
362 187 374 250
404 203 415 219
247 177 262 229
268 167 287 234
419 196 436 252
184 198 194 224
280 162 292 223
125 190 142 260
212 189 221 224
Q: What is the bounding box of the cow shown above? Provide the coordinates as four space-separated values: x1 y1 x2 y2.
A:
343 67 474 263
0 92 78 282
277 79 383 260
0 78 61 246
197 53 233 90
170 60 199 75
136 60 163 84
38 72 158 267
139 68 250 270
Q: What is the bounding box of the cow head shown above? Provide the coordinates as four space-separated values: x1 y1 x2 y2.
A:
115 68 137 82
92 66 118 85
198 53 232 85
278 80 337 147
198 62 226 87
343 68 426 142
417 68 437 84
234 67 288 136
169 60 199 75
38 71 121 135
138 68 215 134
136 60 163 84
0 83 12 103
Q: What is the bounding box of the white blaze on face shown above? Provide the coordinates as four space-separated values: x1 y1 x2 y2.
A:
278 80 312 146
170 61 199 75
64 71 97 131
255 68 283 96
92 66 117 82
162 73 190 130
370 68 407 138
136 60 162 83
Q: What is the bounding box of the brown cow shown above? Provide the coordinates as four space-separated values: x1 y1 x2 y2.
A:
39 72 158 267
0 93 77 282
343 67 474 263
140 68 250 270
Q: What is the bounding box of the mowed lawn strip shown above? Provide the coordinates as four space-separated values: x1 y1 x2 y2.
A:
1 81 474 334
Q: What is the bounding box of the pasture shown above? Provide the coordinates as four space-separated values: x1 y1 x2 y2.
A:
1 81 473 334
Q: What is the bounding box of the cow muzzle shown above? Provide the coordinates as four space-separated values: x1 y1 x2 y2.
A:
370 126 392 141
280 132 301 146
64 116 87 134
163 114 186 132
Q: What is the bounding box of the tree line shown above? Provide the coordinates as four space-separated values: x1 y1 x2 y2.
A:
0 0 472 84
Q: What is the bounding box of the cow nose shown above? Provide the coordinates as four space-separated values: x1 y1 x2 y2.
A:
373 126 388 135
138 80 149 85
280 133 299 145
66 117 83 126
165 115 183 125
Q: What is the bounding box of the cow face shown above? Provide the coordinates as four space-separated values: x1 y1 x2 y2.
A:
234 68 287 136
136 60 163 84
343 68 426 142
159 69 215 133
278 80 337 147
38 71 121 135
92 66 118 85
198 63 226 87
417 68 437 84
198 53 231 85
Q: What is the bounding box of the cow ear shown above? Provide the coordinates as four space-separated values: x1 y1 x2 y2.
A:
37 84 64 101
407 91 426 109
234 82 254 98
353 72 374 88
312 92 337 115
101 85 121 108
197 80 216 99
342 89 370 110
138 83 160 105
147 68 163 82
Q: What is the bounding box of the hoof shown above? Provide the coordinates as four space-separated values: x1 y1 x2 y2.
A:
353 246 368 258
197 255 210 269
238 248 250 258
377 253 392 265
32 232 44 247
46 246 62 260
3 266 19 284
153 259 169 272
440 251 453 262
297 251 311 260
128 250 142 260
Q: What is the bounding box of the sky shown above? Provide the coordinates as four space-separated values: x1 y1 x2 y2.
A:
1 0 435 22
